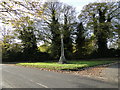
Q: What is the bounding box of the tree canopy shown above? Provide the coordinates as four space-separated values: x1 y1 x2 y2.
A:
0 0 119 62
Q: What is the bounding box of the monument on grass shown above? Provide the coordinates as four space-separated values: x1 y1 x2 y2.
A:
58 33 67 64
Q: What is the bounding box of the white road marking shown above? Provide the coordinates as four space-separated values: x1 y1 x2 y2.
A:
3 65 49 88
30 80 34 82
36 83 48 88
30 79 48 88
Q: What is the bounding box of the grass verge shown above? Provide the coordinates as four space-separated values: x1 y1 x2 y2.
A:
16 60 117 71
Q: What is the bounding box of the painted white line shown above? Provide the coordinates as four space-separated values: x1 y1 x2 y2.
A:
36 83 48 88
4 70 48 88
30 80 34 82
30 80 48 88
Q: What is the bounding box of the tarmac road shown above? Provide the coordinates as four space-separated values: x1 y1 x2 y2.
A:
1 64 119 88
101 63 119 82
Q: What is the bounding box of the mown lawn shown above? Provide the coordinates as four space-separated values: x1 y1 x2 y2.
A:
16 60 116 70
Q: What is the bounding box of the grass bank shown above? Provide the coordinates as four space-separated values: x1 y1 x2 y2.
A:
16 60 117 71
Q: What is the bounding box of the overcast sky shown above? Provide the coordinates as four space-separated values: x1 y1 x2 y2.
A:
60 0 98 12
46 0 119 13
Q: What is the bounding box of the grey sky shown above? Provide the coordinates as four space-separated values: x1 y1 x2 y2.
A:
60 0 98 12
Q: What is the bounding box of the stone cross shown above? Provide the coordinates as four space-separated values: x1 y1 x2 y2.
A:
58 33 67 64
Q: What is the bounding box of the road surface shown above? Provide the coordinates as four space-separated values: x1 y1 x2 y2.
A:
101 63 119 82
1 64 119 88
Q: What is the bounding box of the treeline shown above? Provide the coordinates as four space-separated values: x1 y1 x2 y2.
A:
0 1 120 62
